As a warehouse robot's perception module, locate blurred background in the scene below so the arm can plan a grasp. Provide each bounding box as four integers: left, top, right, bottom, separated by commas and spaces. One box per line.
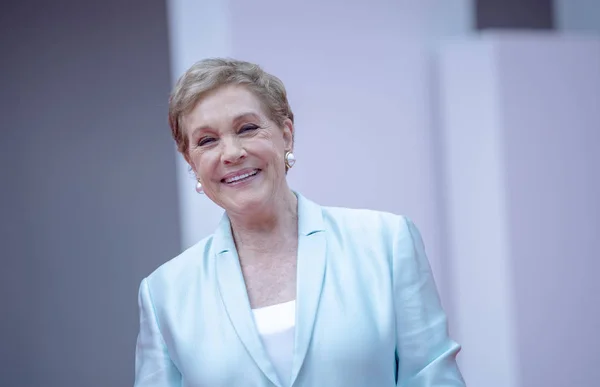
1, 0, 599, 386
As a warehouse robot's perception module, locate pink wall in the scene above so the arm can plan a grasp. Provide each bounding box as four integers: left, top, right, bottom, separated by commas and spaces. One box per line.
439, 33, 600, 386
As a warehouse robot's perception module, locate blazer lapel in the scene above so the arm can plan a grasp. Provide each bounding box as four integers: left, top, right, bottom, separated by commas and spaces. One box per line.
290, 194, 327, 386
214, 214, 282, 387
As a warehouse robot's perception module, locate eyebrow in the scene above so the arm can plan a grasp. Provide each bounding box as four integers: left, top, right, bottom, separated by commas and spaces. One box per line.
191, 112, 261, 137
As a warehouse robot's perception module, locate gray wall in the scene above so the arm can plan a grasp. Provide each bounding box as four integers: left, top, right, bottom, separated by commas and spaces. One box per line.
475, 0, 555, 29
554, 0, 600, 33
0, 1, 180, 386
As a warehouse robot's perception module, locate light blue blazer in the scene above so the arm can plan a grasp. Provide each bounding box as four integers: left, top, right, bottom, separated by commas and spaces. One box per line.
135, 193, 464, 386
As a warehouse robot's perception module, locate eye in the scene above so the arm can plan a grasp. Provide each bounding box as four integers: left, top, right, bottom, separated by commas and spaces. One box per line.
198, 137, 215, 146
239, 124, 259, 133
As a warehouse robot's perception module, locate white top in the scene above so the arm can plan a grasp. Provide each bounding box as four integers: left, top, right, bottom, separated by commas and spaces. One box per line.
252, 300, 296, 386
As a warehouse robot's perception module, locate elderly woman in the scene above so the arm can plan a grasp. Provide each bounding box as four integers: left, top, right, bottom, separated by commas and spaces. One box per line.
134, 58, 464, 387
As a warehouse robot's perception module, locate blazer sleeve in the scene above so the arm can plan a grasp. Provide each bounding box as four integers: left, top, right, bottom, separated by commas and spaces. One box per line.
393, 217, 465, 386
134, 278, 182, 386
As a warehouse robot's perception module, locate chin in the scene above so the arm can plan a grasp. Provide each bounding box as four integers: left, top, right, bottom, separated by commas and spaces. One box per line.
222, 188, 271, 215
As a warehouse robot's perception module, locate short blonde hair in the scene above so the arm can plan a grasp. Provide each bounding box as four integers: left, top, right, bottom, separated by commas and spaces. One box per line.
168, 58, 294, 157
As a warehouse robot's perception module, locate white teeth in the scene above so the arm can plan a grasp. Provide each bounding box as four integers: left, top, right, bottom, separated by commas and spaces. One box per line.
225, 170, 258, 183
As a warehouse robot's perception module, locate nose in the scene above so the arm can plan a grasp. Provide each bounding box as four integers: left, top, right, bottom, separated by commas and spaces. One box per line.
220, 136, 246, 165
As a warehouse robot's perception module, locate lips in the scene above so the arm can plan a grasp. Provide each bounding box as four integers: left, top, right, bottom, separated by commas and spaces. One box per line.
221, 169, 260, 184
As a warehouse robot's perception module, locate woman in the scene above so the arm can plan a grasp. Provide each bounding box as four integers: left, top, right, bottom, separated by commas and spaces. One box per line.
134, 58, 465, 386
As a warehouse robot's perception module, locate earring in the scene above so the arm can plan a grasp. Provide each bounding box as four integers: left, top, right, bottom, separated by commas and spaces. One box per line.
195, 179, 204, 194
285, 151, 296, 169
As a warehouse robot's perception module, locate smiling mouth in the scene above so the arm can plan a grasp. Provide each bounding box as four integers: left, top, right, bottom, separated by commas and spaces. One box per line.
222, 169, 261, 185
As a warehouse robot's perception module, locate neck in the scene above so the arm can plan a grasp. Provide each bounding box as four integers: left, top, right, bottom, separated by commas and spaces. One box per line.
228, 188, 298, 253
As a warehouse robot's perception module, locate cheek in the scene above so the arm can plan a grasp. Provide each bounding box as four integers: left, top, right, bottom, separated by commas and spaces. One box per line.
188, 151, 202, 172
252, 134, 284, 160
189, 151, 214, 179
258, 145, 284, 168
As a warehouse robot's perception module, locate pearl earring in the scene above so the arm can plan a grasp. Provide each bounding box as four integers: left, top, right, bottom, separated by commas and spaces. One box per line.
195, 180, 204, 194
285, 151, 296, 169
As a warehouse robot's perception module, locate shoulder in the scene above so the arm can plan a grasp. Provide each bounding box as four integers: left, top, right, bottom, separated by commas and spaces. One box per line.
143, 233, 214, 291
319, 204, 423, 253
320, 204, 410, 239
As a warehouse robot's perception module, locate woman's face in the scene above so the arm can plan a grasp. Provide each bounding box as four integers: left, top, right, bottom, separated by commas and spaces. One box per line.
184, 84, 293, 216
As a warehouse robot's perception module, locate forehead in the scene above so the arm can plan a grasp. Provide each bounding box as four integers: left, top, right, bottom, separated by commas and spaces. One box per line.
186, 84, 267, 130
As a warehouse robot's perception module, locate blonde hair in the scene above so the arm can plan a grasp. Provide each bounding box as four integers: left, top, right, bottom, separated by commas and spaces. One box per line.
168, 58, 294, 157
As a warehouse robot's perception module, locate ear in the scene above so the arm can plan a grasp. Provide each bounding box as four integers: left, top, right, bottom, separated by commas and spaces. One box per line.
281, 118, 294, 151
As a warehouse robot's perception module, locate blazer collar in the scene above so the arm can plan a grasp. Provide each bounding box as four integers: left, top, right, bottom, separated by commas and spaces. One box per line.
213, 192, 327, 387
213, 191, 325, 253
